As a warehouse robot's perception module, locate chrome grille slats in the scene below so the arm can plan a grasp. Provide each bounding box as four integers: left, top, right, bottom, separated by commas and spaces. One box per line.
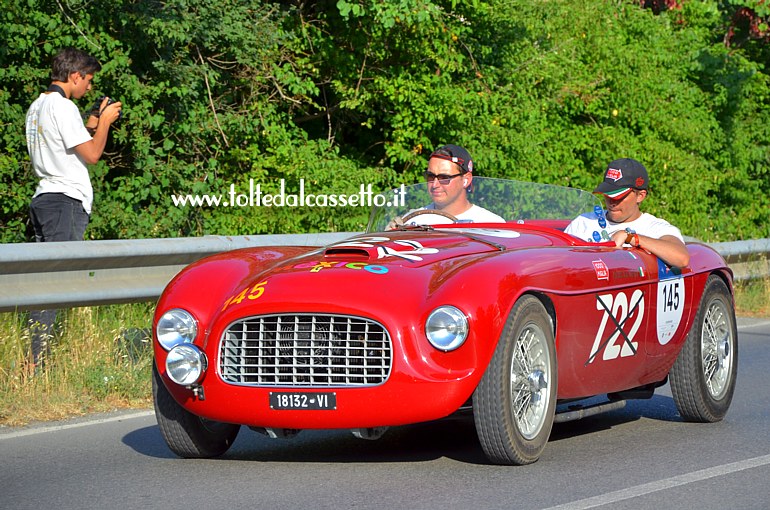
219, 314, 391, 387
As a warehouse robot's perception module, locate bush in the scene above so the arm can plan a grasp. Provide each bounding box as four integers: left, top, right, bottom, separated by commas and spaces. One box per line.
0, 0, 768, 243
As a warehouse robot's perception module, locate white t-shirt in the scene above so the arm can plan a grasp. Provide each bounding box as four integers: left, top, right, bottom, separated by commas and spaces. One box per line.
564, 211, 684, 243
26, 92, 94, 213
423, 203, 505, 223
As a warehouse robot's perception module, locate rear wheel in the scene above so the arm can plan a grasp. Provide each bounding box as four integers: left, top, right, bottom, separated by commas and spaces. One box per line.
670, 275, 738, 422
152, 364, 240, 458
473, 295, 557, 465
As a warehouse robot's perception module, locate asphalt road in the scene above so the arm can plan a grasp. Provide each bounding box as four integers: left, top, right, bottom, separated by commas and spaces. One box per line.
2, 317, 769, 510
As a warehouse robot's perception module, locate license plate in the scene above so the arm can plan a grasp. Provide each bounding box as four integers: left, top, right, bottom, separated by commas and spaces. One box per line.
269, 392, 337, 410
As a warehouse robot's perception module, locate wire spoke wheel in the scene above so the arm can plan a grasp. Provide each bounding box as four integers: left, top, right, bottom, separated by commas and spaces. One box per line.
510, 324, 551, 440
670, 275, 738, 422
474, 295, 557, 465
701, 298, 732, 399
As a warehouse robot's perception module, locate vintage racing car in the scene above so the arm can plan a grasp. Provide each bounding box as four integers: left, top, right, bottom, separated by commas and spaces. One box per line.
152, 177, 738, 465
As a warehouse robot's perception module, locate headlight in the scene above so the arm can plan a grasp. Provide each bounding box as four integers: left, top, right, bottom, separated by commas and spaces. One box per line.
156, 308, 197, 351
425, 306, 469, 351
166, 344, 207, 386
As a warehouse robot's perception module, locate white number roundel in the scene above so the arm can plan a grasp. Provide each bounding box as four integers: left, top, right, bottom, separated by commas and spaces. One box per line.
656, 276, 684, 345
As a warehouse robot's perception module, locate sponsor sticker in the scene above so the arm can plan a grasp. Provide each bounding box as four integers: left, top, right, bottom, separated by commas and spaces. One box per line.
592, 259, 610, 280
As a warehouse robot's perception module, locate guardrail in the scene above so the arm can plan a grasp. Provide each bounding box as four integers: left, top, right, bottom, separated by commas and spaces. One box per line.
708, 238, 770, 283
0, 234, 768, 313
0, 233, 355, 312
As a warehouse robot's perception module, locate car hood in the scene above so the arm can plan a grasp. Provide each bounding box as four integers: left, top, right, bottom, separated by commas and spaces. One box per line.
292, 230, 500, 269
282, 227, 556, 271
161, 226, 567, 329
216, 228, 560, 311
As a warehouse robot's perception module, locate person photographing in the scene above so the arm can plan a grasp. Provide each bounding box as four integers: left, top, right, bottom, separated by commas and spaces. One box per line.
25, 47, 123, 368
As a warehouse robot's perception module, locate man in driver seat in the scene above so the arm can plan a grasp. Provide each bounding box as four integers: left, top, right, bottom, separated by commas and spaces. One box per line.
401, 144, 505, 226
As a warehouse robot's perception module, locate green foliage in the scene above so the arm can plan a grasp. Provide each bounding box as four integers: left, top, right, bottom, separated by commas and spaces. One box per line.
0, 0, 768, 243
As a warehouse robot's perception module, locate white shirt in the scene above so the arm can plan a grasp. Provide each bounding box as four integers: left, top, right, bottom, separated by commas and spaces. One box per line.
424, 203, 505, 223
565, 211, 684, 243
26, 92, 94, 213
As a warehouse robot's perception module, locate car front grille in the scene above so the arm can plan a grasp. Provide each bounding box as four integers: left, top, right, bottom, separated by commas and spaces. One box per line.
219, 314, 392, 387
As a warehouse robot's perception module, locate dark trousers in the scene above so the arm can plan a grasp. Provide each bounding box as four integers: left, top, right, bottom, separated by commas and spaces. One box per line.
28, 193, 89, 365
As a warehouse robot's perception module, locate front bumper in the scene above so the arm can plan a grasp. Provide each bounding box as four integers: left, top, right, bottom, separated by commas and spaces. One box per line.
155, 310, 488, 428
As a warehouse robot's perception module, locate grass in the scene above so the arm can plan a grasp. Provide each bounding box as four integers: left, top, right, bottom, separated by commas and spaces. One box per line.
734, 276, 770, 318
0, 303, 154, 427
0, 276, 768, 428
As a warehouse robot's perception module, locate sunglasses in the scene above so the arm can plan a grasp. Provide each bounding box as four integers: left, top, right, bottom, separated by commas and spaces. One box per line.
423, 171, 464, 185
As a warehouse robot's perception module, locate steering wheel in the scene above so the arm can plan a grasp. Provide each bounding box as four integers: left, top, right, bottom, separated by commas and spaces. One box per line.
400, 209, 459, 224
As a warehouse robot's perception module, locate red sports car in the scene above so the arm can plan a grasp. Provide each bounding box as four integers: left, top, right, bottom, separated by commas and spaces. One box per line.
152, 178, 737, 465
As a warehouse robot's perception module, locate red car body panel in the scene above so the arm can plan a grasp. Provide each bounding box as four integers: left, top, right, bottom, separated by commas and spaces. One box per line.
154, 219, 731, 429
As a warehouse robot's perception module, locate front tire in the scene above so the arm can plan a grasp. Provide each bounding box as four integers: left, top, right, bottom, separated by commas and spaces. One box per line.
670, 275, 738, 422
473, 295, 557, 465
153, 364, 240, 458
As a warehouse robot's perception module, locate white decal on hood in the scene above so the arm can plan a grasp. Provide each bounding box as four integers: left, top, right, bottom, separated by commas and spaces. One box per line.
330, 237, 438, 261
376, 240, 439, 261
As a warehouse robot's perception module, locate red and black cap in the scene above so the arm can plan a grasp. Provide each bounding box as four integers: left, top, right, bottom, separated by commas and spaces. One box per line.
593, 158, 648, 199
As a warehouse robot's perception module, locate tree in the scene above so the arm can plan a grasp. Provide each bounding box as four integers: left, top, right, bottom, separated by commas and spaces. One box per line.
1, 0, 768, 243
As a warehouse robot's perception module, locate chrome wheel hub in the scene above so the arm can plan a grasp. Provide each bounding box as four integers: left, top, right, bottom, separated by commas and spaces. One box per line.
701, 299, 733, 399
510, 324, 551, 440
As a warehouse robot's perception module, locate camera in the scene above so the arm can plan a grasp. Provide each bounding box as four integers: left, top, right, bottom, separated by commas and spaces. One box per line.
88, 96, 121, 119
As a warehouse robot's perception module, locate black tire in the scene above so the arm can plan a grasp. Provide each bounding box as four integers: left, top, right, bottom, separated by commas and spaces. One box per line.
473, 295, 557, 465
152, 364, 240, 458
670, 275, 738, 422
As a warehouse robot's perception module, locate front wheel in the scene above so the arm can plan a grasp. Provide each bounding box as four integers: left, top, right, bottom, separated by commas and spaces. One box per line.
473, 295, 557, 465
152, 364, 240, 458
670, 275, 738, 422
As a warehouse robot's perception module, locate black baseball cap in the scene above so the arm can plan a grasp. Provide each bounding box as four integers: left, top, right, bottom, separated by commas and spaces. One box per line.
593, 158, 649, 199
429, 144, 474, 174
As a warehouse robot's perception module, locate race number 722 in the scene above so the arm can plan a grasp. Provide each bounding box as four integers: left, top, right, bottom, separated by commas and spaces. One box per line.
588, 290, 645, 363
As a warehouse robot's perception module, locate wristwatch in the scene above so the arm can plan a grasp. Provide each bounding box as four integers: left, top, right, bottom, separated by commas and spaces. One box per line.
624, 228, 640, 248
